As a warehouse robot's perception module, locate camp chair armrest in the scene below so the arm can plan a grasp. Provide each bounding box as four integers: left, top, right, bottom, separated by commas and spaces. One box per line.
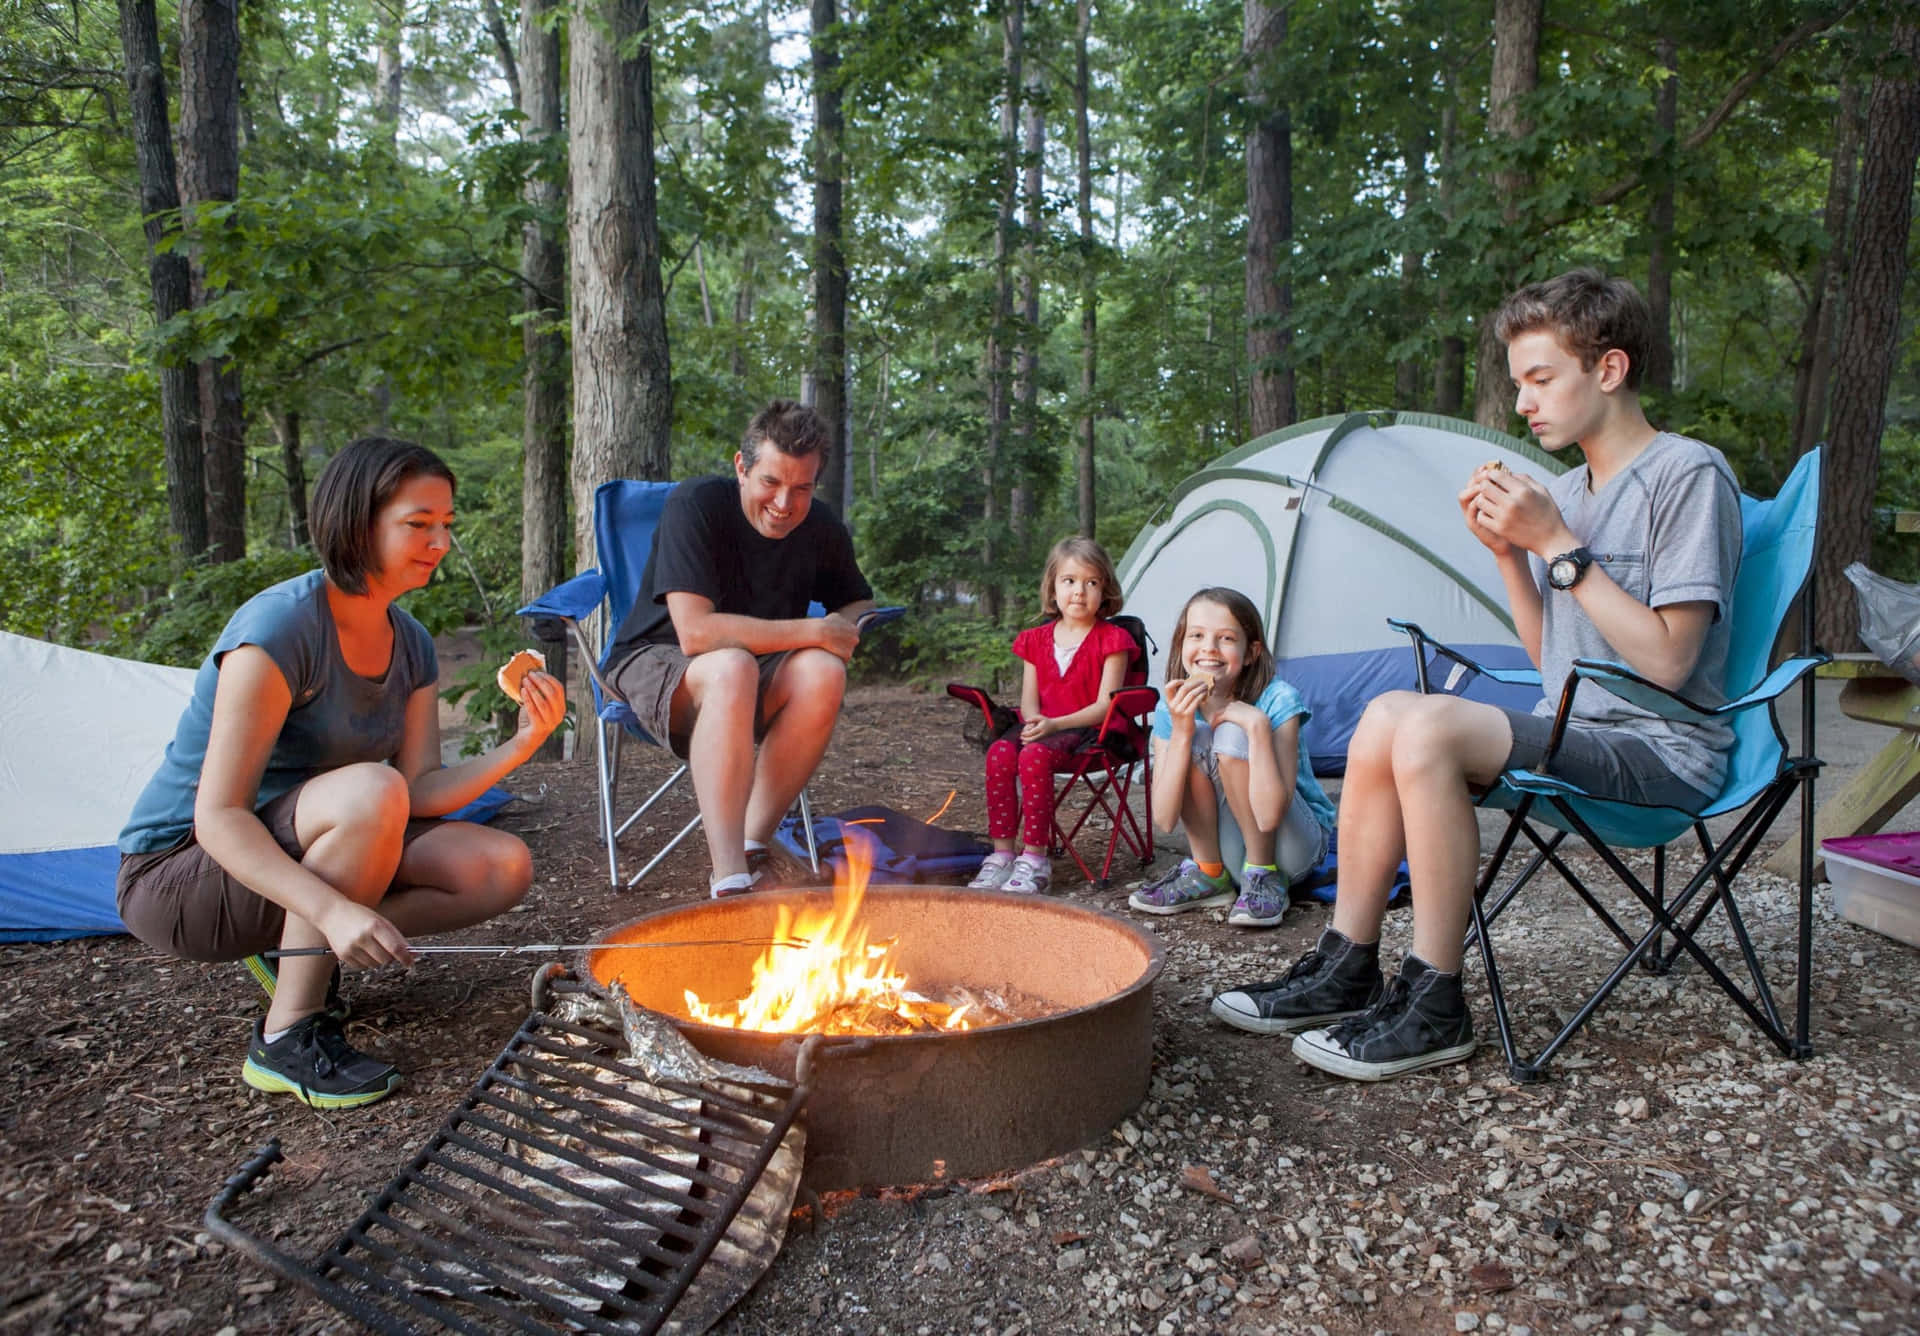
946, 683, 1002, 729
1095, 686, 1160, 742
1565, 652, 1830, 723
1391, 619, 1542, 691
856, 605, 907, 633
516, 570, 606, 623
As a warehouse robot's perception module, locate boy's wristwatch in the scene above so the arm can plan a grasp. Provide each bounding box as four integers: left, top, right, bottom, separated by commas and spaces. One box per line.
1547, 547, 1595, 591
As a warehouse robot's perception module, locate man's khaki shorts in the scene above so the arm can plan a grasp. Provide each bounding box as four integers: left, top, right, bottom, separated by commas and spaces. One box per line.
607, 643, 795, 758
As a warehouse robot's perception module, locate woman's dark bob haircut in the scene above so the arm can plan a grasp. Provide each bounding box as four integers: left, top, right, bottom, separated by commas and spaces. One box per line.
310, 437, 456, 596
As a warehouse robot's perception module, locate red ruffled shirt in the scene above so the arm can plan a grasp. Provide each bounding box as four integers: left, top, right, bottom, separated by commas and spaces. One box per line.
1011, 618, 1137, 719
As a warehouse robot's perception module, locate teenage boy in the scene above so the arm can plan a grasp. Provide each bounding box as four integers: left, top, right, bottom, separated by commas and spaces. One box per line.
1210, 268, 1742, 1081
604, 400, 876, 897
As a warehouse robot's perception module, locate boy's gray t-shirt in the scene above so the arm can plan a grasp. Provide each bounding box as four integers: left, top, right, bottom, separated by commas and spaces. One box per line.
1527, 431, 1742, 801
118, 569, 439, 853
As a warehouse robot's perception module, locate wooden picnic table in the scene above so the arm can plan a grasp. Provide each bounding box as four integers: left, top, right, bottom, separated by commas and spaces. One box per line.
1764, 653, 1920, 878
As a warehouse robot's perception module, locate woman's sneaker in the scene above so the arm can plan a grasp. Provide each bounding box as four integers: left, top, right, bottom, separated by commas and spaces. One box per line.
1002, 854, 1052, 894
1291, 955, 1476, 1081
1209, 928, 1383, 1034
1128, 860, 1235, 915
242, 953, 350, 1021
241, 1014, 400, 1109
968, 852, 1016, 890
1226, 867, 1288, 928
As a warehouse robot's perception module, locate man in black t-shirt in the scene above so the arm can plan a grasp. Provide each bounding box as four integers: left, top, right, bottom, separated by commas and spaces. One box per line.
606, 401, 876, 897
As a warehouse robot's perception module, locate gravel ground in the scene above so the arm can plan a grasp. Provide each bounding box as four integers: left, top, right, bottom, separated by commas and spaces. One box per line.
2, 684, 1916, 1334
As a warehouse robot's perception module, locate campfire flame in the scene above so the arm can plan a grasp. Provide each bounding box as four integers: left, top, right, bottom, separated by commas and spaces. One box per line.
684, 840, 982, 1035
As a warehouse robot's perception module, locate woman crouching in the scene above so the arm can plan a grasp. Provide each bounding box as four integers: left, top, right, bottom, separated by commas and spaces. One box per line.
116, 437, 565, 1108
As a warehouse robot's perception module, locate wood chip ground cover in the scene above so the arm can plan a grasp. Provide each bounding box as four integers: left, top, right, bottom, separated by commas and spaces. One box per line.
1, 684, 1914, 1334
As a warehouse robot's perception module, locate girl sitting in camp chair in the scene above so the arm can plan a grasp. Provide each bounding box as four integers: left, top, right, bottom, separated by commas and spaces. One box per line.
1127, 587, 1336, 928
966, 536, 1139, 894
116, 437, 565, 1109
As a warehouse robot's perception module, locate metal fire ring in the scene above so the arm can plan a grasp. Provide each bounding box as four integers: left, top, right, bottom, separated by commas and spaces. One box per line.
583, 885, 1166, 1191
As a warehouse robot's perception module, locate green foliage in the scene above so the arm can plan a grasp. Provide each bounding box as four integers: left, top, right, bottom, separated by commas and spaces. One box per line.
130, 549, 316, 667
1, 0, 1911, 677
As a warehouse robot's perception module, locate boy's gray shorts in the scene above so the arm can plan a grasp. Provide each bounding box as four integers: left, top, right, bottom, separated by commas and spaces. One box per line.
1501, 709, 1714, 812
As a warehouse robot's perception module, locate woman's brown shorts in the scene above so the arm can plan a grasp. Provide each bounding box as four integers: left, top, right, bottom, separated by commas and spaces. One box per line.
115, 782, 444, 962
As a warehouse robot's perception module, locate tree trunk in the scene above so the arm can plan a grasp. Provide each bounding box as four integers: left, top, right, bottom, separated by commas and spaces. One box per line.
480, 0, 520, 109
1243, 0, 1293, 436
1009, 58, 1044, 537
568, 0, 674, 571
1395, 126, 1429, 410
520, 0, 568, 761
1074, 0, 1096, 539
272, 409, 309, 549
117, 0, 206, 560
1815, 18, 1920, 651
375, 1, 404, 144
980, 0, 1022, 623
1432, 91, 1465, 415
178, 0, 246, 563
811, 0, 850, 522
520, 0, 568, 605
1644, 36, 1679, 394
1472, 0, 1541, 429
1792, 78, 1861, 455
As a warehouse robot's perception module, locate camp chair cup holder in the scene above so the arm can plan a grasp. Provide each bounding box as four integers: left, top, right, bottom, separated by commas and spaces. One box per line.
1393, 447, 1827, 1082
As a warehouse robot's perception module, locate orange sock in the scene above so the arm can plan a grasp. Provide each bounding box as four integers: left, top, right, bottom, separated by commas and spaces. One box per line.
1197, 861, 1227, 881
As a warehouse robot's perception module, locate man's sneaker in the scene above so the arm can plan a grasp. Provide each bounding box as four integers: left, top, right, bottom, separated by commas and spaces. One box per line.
1128, 860, 1235, 915
1002, 854, 1052, 894
1209, 928, 1383, 1035
1226, 867, 1288, 928
968, 853, 1016, 890
241, 1014, 400, 1109
242, 953, 350, 1021
1291, 955, 1476, 1081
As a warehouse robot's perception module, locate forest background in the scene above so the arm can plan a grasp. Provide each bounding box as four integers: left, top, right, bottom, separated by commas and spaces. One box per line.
2, 0, 1916, 744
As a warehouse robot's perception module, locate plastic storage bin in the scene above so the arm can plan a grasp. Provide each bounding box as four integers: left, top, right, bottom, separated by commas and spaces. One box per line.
1822, 832, 1920, 949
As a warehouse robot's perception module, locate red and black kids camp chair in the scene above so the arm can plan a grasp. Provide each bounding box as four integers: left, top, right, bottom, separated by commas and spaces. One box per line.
947, 616, 1160, 887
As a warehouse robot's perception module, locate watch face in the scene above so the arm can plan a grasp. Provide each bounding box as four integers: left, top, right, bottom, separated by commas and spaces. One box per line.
1549, 557, 1576, 589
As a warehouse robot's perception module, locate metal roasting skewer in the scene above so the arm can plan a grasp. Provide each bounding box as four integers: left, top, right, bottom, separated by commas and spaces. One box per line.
263, 936, 808, 959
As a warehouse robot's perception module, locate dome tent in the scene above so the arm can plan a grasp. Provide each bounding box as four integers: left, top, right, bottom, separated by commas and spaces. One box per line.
1115, 411, 1566, 776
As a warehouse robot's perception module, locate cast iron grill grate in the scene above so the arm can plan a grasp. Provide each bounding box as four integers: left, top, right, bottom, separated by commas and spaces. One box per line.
206, 1004, 811, 1335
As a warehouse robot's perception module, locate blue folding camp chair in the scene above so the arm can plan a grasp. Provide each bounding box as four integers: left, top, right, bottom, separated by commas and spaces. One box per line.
518, 479, 898, 888
1390, 447, 1826, 1082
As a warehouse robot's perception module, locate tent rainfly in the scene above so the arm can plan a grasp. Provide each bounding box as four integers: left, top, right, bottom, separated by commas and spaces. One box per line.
1116, 411, 1567, 776
0, 631, 193, 940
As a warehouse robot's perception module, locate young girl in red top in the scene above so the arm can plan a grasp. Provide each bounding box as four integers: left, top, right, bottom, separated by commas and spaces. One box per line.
969, 537, 1137, 894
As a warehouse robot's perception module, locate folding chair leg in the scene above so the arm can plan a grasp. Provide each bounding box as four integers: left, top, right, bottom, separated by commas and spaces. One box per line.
797, 790, 820, 875
596, 720, 620, 888
1468, 795, 1548, 1083
627, 813, 704, 888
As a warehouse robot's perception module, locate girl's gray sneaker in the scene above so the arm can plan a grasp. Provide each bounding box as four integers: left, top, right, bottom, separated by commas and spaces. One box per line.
1226, 867, 1288, 927
1002, 854, 1052, 894
1128, 860, 1235, 914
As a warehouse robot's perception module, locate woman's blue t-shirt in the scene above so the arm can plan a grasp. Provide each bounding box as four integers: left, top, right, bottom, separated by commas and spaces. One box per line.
1151, 676, 1337, 833
118, 570, 439, 854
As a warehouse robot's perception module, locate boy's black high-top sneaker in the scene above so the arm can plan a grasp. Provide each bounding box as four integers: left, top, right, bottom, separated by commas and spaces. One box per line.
1291, 954, 1476, 1081
1209, 927, 1384, 1035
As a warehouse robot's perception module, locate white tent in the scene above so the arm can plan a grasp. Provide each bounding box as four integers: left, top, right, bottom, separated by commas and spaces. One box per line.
0, 631, 195, 940
1116, 411, 1566, 774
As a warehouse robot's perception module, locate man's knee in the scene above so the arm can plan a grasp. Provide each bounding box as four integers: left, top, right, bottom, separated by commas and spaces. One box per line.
676, 648, 759, 732
784, 648, 847, 701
